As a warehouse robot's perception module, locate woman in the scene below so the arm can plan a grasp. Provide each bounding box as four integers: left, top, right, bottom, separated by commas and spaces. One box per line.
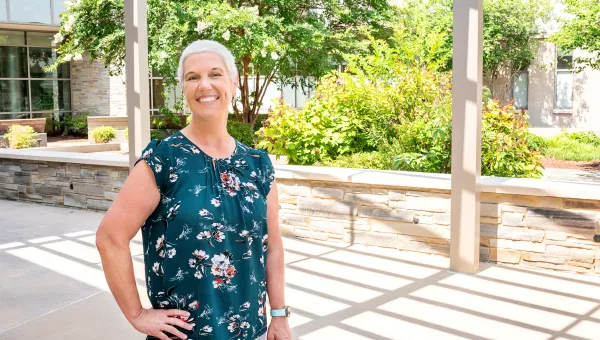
96, 40, 291, 340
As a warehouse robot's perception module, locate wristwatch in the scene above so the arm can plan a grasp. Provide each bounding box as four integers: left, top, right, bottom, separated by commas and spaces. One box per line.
270, 306, 291, 317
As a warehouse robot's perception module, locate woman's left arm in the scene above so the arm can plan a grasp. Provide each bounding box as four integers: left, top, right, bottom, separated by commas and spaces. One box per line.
265, 180, 292, 340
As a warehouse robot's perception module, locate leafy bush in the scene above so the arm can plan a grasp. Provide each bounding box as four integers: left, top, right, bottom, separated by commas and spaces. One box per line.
3, 125, 38, 149
544, 131, 600, 161
392, 100, 544, 178
318, 151, 394, 170
151, 130, 163, 140
54, 113, 89, 137
227, 120, 256, 146
91, 126, 116, 143
258, 36, 455, 165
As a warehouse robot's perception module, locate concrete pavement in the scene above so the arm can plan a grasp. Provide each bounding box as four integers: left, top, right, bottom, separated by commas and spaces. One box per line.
1, 200, 600, 339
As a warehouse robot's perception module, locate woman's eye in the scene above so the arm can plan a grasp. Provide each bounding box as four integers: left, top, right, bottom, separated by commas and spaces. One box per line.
188, 75, 198, 81
209, 73, 221, 77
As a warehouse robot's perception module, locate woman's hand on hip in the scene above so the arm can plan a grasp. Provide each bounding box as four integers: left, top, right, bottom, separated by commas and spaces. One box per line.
129, 308, 193, 340
267, 317, 292, 340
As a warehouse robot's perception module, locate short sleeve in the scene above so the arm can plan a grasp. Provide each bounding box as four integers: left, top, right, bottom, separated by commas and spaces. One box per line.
258, 149, 276, 197
135, 139, 170, 193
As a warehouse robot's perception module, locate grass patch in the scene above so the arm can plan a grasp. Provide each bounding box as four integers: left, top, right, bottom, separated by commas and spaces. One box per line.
543, 132, 600, 162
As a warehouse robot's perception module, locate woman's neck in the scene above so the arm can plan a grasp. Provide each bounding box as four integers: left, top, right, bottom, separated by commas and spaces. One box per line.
182, 117, 234, 155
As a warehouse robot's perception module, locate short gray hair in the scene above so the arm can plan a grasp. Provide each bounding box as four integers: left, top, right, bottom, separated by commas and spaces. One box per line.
177, 40, 238, 87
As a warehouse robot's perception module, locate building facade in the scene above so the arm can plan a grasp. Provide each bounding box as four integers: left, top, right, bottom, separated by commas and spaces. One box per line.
1, 1, 599, 131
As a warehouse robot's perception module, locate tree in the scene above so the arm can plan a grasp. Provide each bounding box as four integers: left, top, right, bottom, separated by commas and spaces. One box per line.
391, 0, 551, 98
51, 0, 393, 125
551, 0, 600, 71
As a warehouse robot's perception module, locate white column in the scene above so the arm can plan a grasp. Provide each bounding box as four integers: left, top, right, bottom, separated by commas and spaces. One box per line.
125, 0, 150, 169
450, 0, 483, 274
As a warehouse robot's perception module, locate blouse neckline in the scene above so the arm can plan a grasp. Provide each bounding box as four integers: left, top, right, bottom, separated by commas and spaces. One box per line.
176, 130, 239, 161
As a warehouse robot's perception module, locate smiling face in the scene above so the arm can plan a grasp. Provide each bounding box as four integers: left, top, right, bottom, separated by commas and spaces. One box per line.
182, 52, 237, 121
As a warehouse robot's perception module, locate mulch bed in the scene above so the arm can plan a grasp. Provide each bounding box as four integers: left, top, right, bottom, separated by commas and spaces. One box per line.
47, 136, 88, 144
542, 158, 600, 171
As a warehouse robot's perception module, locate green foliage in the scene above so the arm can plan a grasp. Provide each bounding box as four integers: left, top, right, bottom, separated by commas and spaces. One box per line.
544, 132, 600, 161
51, 0, 394, 124
151, 130, 163, 140
124, 128, 128, 140
54, 113, 89, 137
318, 151, 393, 170
91, 126, 117, 143
3, 125, 38, 149
480, 101, 544, 177
393, 0, 550, 95
258, 34, 453, 165
551, 0, 600, 71
227, 120, 256, 146
391, 100, 544, 178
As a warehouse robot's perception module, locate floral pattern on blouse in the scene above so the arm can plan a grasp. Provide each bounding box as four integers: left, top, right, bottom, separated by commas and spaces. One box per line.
137, 130, 275, 340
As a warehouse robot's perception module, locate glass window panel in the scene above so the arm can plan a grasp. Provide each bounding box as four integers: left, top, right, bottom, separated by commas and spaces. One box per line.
29, 47, 70, 78
0, 80, 29, 112
0, 113, 30, 119
0, 46, 27, 78
53, 0, 67, 24
152, 79, 165, 110
555, 71, 573, 110
27, 32, 55, 47
32, 111, 53, 118
31, 79, 71, 111
557, 51, 573, 70
512, 72, 528, 109
0, 1, 6, 21
0, 30, 25, 45
9, 0, 52, 24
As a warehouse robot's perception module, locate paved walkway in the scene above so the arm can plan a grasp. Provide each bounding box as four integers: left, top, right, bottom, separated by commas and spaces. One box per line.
1, 200, 600, 339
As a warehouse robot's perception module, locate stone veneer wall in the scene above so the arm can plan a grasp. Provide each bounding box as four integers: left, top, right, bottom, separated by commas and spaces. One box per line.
276, 178, 600, 275
1, 156, 599, 275
0, 158, 126, 211
71, 55, 127, 117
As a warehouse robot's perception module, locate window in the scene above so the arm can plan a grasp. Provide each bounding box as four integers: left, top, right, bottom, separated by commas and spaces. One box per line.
149, 70, 179, 115
8, 0, 52, 25
555, 51, 573, 111
0, 30, 71, 120
0, 1, 6, 21
512, 71, 528, 109
1, 0, 67, 25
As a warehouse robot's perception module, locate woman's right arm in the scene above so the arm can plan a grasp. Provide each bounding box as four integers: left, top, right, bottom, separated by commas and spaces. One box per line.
96, 161, 192, 340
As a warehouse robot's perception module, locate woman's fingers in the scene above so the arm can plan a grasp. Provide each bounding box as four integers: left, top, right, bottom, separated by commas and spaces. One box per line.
153, 331, 171, 340
165, 309, 190, 318
166, 317, 194, 330
161, 324, 188, 340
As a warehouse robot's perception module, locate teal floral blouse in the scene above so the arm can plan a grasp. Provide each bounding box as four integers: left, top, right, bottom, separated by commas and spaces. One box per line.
136, 131, 275, 340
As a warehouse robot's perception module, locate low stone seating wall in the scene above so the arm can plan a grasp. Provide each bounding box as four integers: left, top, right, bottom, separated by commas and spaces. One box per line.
0, 150, 598, 275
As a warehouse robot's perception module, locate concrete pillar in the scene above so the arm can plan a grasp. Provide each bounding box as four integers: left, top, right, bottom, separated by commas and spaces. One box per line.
450, 0, 483, 274
125, 0, 150, 169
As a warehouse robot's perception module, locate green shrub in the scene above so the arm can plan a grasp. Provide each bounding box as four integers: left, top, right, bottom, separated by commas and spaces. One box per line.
151, 130, 163, 140
54, 113, 89, 137
124, 128, 128, 140
318, 151, 394, 170
544, 131, 600, 161
391, 100, 544, 178
91, 126, 117, 143
258, 34, 544, 177
3, 125, 38, 149
257, 38, 455, 165
228, 120, 256, 146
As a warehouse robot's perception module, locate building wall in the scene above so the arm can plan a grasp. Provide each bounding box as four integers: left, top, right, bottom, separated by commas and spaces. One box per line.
71, 54, 126, 117
500, 41, 600, 130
